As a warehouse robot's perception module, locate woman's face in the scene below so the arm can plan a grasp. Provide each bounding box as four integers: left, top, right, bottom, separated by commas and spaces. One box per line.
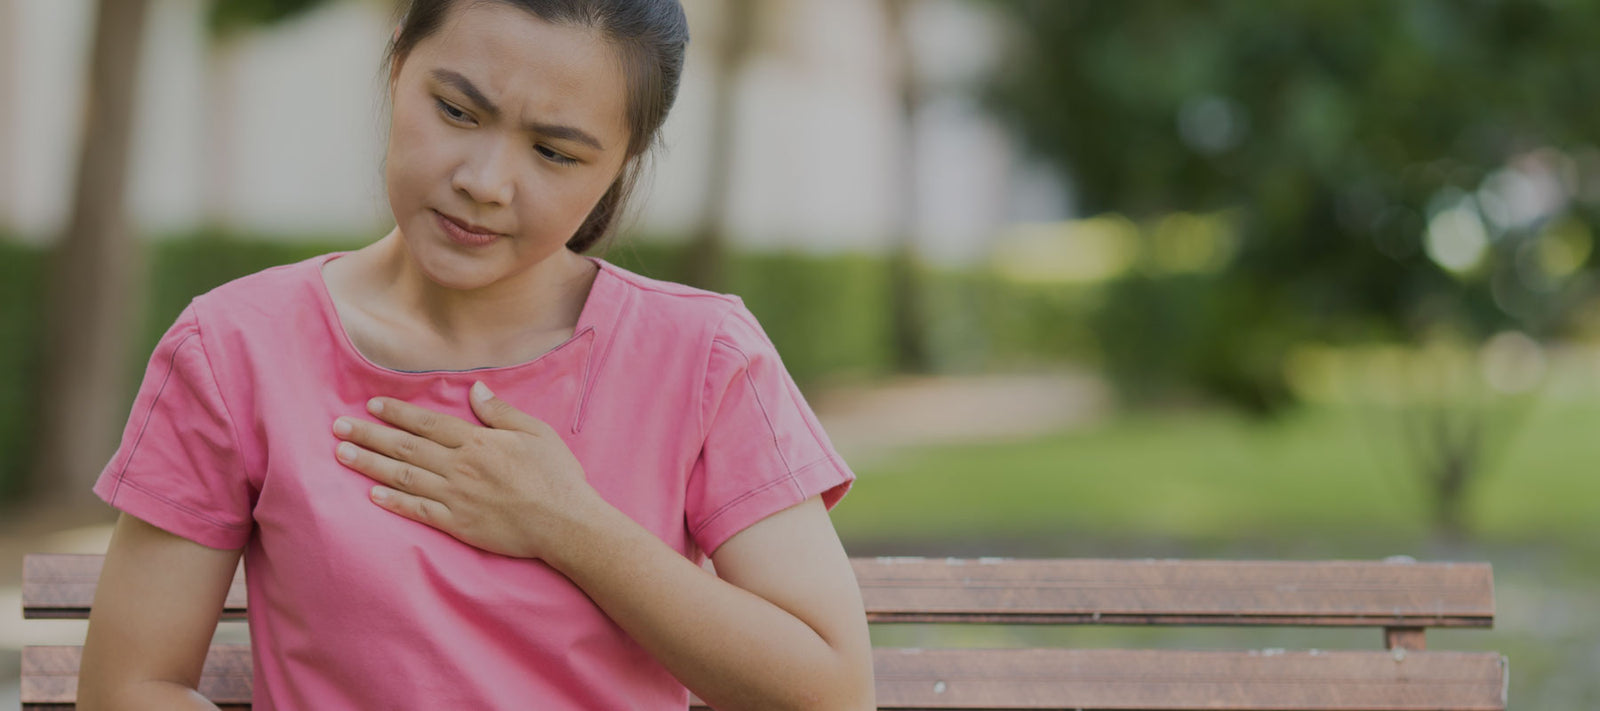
385, 2, 631, 290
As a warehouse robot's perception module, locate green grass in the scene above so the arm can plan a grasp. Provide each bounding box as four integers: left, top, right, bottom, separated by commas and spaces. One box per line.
832, 396, 1600, 553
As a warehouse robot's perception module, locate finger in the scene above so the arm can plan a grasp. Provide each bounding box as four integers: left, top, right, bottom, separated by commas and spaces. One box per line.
368, 396, 475, 448
469, 381, 552, 435
369, 484, 453, 528
335, 439, 449, 500
336, 414, 453, 471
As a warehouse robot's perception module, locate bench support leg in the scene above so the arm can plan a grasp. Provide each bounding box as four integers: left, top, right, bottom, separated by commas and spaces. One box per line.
1385, 626, 1427, 650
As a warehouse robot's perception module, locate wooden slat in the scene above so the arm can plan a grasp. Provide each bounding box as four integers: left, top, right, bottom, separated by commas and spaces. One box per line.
869, 648, 1509, 710
24, 553, 248, 621
25, 554, 1496, 628
22, 646, 1507, 710
854, 557, 1496, 627
23, 645, 252, 710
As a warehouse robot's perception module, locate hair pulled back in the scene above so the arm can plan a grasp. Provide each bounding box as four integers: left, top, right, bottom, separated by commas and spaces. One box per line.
385, 0, 689, 253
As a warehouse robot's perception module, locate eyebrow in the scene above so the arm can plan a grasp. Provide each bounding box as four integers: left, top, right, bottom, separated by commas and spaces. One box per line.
429, 68, 607, 152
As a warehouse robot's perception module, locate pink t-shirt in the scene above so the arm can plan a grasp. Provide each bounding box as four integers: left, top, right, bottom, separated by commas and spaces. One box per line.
92, 250, 855, 710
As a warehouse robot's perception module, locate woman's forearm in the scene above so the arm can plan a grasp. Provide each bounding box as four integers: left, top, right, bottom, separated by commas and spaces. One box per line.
80, 679, 222, 711
541, 495, 872, 711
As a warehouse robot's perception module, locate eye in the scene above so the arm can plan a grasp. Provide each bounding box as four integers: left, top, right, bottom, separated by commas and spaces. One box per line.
435, 98, 472, 124
535, 145, 578, 166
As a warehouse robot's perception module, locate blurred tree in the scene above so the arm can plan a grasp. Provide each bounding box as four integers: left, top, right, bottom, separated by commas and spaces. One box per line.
884, 0, 933, 373
685, 0, 760, 292
35, 0, 153, 508
33, 0, 332, 506
979, 0, 1600, 535
981, 0, 1600, 410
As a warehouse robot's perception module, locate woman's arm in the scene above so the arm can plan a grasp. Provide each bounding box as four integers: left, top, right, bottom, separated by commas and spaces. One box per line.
545, 493, 875, 711
79, 513, 242, 711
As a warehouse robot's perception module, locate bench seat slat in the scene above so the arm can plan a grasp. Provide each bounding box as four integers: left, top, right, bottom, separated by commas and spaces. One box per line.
24, 554, 1496, 628
21, 645, 1508, 710
870, 648, 1507, 710
23, 554, 247, 621
855, 558, 1495, 626
23, 645, 252, 709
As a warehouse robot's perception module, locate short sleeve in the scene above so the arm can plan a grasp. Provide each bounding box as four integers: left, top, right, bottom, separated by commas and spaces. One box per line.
685, 301, 855, 556
92, 303, 255, 550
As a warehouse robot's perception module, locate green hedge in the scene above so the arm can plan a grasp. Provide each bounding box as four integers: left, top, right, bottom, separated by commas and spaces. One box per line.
0, 234, 1096, 502
0, 240, 47, 502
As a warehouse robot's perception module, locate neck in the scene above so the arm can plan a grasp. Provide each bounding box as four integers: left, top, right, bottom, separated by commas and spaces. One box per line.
369, 230, 597, 345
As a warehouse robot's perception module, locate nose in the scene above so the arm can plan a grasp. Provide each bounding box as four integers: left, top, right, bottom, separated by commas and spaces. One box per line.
451, 136, 517, 207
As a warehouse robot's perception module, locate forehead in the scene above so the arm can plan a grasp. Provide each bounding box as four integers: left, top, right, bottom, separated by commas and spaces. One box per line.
408, 2, 630, 144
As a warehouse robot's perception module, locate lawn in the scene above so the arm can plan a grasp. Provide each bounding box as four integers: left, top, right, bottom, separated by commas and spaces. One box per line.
832, 397, 1600, 557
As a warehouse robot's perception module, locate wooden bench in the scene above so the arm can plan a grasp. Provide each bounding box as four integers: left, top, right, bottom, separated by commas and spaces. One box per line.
21, 554, 1506, 710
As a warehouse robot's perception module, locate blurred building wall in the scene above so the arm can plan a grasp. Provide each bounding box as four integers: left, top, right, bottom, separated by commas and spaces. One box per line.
0, 0, 1069, 265
0, 1, 15, 224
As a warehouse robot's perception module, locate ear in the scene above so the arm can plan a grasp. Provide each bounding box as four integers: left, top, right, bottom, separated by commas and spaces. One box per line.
388, 52, 405, 99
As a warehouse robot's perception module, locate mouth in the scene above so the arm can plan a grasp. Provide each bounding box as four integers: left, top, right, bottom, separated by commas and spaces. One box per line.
433, 210, 503, 247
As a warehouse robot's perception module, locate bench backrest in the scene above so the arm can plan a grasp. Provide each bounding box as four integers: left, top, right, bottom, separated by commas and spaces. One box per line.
21, 554, 1507, 710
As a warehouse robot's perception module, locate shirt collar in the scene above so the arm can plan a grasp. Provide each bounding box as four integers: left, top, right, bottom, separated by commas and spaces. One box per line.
311, 251, 630, 436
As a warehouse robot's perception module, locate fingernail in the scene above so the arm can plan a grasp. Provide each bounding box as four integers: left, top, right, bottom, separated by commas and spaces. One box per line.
337, 442, 357, 462
371, 486, 389, 501
367, 398, 384, 414
332, 418, 352, 436
472, 381, 493, 402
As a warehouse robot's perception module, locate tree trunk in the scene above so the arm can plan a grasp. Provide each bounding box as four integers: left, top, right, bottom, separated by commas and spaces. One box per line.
202, 36, 246, 233
1427, 407, 1481, 543
684, 0, 757, 293
34, 0, 153, 506
884, 0, 930, 373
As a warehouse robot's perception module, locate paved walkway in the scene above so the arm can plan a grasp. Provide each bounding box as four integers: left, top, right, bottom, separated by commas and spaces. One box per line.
0, 371, 1108, 700
810, 370, 1108, 469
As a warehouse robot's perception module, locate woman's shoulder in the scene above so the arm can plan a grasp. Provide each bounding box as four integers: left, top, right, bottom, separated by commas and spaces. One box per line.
184, 251, 336, 342
598, 258, 749, 332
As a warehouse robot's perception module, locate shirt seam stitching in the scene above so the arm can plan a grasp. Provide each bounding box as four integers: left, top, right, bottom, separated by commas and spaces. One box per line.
690, 456, 834, 538
722, 305, 845, 490
574, 286, 634, 433
699, 304, 744, 443
114, 476, 252, 532
109, 329, 195, 504
608, 268, 743, 302
714, 336, 792, 473
190, 301, 255, 493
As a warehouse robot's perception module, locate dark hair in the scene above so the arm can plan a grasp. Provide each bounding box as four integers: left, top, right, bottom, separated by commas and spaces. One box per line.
384, 0, 689, 253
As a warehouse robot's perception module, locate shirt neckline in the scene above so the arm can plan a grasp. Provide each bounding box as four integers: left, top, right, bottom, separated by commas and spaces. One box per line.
311, 250, 614, 377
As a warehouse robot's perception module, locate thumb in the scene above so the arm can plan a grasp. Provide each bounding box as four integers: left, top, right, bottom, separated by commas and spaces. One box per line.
468, 381, 543, 433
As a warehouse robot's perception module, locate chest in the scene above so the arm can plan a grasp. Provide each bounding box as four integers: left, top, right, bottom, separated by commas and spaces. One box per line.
245, 357, 702, 558
239, 379, 700, 646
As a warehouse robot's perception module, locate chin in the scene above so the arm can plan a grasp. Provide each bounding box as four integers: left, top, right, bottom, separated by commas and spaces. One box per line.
400, 227, 506, 290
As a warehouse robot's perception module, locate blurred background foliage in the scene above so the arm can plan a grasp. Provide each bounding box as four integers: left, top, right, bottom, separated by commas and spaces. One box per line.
206, 0, 331, 36
983, 0, 1600, 413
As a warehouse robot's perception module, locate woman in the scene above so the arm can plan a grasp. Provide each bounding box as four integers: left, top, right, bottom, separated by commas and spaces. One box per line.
77, 1, 875, 709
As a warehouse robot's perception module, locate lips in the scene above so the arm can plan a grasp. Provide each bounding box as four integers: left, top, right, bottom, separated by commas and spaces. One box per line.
434, 210, 504, 247
436, 210, 503, 236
